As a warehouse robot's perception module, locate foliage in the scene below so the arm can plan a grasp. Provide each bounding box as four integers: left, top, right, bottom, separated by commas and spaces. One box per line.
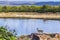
0, 5, 60, 13
0, 26, 16, 40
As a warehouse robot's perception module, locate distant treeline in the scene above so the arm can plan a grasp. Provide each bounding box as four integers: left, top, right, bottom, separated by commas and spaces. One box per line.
0, 5, 60, 13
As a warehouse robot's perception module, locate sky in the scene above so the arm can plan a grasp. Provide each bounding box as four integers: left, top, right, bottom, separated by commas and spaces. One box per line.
0, 18, 60, 36
0, 0, 60, 2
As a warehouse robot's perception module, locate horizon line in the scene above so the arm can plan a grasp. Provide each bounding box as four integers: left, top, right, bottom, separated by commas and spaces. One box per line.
0, 1, 60, 2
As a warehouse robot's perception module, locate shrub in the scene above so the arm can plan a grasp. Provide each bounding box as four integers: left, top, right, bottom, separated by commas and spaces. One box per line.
0, 5, 60, 13
0, 26, 16, 40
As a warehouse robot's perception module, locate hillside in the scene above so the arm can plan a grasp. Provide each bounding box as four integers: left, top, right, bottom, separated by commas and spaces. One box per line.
0, 1, 60, 6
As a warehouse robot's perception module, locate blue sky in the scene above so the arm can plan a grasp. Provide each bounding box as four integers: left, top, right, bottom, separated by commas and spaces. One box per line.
0, 0, 60, 2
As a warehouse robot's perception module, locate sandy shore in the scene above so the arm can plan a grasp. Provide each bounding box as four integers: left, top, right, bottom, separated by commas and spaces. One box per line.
0, 12, 60, 20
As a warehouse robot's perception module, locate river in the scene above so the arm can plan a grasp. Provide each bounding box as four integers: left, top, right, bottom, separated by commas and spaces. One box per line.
0, 18, 60, 36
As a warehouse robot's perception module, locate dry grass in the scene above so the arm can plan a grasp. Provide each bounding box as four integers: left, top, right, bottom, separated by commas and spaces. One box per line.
0, 12, 60, 20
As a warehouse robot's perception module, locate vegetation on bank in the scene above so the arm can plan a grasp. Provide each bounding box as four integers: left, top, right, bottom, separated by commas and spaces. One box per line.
0, 5, 60, 13
0, 26, 16, 40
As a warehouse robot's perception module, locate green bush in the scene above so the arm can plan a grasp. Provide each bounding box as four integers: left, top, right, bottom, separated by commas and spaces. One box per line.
0, 26, 16, 40
0, 5, 60, 13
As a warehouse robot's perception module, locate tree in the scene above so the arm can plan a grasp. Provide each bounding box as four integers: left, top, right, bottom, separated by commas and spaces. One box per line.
57, 6, 60, 12
0, 26, 16, 40
41, 5, 47, 13
0, 5, 60, 13
0, 6, 3, 12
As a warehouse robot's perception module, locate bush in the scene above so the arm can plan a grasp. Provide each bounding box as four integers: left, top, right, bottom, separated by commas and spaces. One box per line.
0, 26, 16, 40
0, 5, 60, 13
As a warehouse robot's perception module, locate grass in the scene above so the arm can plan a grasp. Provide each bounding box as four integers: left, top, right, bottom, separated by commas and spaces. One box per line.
0, 12, 60, 20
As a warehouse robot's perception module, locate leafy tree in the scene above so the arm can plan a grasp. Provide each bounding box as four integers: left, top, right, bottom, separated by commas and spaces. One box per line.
57, 6, 60, 12
0, 5, 60, 13
0, 26, 16, 40
0, 6, 3, 12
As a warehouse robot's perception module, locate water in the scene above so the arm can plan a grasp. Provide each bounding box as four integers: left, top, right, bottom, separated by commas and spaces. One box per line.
0, 18, 60, 36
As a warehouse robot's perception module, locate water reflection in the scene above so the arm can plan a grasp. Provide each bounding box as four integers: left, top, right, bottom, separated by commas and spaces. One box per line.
0, 18, 60, 36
